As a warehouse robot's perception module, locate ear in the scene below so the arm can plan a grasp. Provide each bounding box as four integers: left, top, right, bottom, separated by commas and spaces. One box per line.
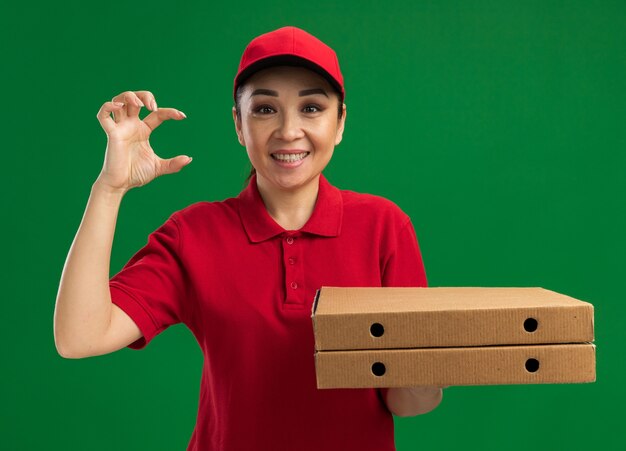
334, 103, 347, 146
232, 106, 246, 147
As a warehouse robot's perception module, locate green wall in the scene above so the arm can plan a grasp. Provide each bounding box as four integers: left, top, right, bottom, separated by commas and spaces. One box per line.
3, 0, 624, 449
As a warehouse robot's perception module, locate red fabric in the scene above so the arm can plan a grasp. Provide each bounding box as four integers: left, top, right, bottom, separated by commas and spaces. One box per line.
234, 26, 345, 100
109, 173, 428, 451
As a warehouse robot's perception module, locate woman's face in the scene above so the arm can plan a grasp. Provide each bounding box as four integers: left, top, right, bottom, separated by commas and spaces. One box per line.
232, 65, 346, 192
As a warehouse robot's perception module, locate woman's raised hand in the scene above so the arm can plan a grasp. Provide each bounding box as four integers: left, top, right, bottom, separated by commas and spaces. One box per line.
95, 90, 191, 193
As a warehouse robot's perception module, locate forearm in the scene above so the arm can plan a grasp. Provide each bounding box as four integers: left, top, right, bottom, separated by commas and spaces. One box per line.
383, 386, 444, 417
54, 180, 126, 358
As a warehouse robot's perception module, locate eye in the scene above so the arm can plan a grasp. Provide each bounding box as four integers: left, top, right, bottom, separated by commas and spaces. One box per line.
253, 105, 275, 114
303, 104, 322, 113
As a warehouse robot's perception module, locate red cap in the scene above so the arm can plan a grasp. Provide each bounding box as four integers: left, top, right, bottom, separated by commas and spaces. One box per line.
233, 26, 345, 102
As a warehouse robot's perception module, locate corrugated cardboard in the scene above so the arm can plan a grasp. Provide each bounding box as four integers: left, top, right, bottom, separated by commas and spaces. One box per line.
311, 287, 596, 388
312, 287, 594, 350
314, 344, 596, 388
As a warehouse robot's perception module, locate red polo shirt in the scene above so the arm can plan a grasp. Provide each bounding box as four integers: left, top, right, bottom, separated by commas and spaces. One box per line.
109, 173, 428, 451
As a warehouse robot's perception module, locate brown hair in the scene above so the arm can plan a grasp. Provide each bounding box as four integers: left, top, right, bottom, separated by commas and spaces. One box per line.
234, 81, 344, 186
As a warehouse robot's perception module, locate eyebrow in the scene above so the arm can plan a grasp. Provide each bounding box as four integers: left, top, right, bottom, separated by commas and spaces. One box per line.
250, 88, 329, 98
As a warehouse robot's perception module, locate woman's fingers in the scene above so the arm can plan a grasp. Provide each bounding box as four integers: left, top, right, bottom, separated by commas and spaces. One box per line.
110, 91, 144, 121
111, 92, 128, 122
143, 107, 187, 131
159, 154, 193, 176
100, 90, 185, 134
134, 90, 158, 112
108, 90, 158, 124
123, 91, 143, 118
97, 101, 126, 134
123, 90, 157, 117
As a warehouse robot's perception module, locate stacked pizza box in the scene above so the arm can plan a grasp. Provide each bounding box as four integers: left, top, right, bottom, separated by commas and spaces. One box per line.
311, 287, 596, 388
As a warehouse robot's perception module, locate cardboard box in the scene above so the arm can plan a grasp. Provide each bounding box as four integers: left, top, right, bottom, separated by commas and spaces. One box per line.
311, 287, 596, 388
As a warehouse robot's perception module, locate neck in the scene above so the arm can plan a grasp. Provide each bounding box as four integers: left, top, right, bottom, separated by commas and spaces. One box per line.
256, 174, 321, 231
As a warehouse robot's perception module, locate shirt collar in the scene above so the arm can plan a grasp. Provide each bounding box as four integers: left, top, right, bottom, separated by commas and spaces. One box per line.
237, 173, 343, 243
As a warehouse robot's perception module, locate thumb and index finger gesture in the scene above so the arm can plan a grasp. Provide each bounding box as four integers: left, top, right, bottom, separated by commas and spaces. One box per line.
97, 90, 187, 136
95, 90, 191, 192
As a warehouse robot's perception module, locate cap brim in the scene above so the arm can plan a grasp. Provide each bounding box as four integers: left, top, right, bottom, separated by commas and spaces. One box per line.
234, 55, 343, 101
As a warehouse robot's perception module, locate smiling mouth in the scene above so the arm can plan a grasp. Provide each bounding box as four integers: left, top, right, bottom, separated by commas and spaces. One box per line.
271, 152, 310, 162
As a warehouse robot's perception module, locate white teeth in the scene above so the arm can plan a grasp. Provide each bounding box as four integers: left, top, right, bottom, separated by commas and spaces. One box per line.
271, 152, 309, 162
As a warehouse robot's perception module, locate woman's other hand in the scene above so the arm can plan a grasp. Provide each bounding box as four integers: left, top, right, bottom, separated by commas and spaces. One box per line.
383, 385, 446, 417
95, 90, 191, 193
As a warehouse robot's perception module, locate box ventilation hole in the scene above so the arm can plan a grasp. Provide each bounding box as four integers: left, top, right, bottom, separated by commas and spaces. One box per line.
524, 318, 538, 332
525, 358, 540, 373
370, 323, 385, 337
371, 362, 386, 376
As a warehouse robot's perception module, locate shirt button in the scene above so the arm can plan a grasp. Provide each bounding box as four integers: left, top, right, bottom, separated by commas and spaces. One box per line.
290, 281, 298, 289
286, 237, 294, 245
288, 257, 296, 265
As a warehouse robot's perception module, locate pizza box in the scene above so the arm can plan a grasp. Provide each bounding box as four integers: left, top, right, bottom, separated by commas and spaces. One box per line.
311, 287, 596, 388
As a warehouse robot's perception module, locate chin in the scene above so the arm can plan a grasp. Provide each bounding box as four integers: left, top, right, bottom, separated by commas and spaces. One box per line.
264, 170, 321, 192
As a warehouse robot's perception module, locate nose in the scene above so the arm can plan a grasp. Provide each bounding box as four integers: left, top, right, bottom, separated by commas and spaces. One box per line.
274, 109, 305, 141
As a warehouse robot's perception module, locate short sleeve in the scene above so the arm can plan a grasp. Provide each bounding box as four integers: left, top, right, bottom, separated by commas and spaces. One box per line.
381, 218, 428, 288
109, 213, 189, 350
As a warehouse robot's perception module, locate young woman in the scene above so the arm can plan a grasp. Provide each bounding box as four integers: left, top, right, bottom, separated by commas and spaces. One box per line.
54, 26, 444, 451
